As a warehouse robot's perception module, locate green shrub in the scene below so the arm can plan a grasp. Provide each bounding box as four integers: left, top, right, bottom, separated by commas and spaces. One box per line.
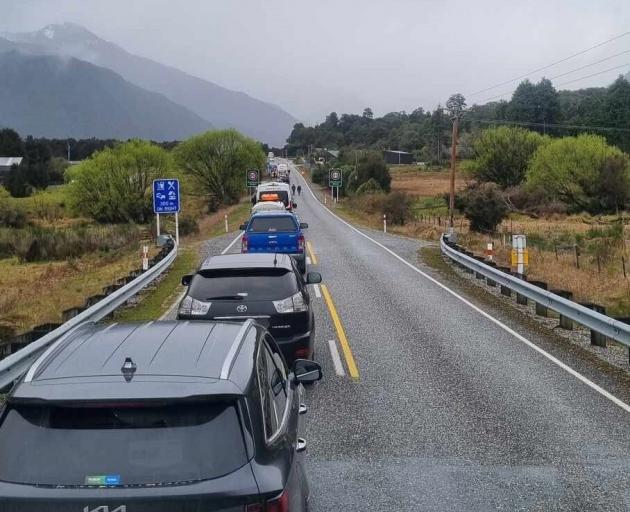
355, 178, 382, 195
0, 224, 143, 262
0, 203, 27, 228
457, 182, 508, 232
381, 192, 414, 225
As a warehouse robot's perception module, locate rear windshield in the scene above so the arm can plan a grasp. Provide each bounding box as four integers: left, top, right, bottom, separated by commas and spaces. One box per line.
0, 401, 247, 487
191, 269, 298, 301
248, 216, 297, 233
258, 190, 289, 206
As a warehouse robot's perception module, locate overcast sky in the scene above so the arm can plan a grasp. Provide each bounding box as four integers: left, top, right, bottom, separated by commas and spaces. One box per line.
2, 0, 630, 124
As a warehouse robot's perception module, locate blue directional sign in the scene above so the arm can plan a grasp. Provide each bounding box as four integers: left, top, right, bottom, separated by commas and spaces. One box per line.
153, 179, 180, 213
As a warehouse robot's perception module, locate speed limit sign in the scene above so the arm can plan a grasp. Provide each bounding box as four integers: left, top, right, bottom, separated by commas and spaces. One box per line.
246, 169, 259, 187
329, 169, 342, 187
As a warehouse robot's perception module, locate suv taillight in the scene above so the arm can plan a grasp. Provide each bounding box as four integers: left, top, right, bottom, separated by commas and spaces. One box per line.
297, 234, 305, 253
241, 234, 248, 253
245, 490, 289, 512
266, 490, 289, 512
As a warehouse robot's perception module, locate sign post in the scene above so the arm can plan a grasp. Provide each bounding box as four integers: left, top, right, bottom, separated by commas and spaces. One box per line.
511, 235, 528, 276
329, 169, 342, 203
247, 169, 259, 198
153, 179, 181, 246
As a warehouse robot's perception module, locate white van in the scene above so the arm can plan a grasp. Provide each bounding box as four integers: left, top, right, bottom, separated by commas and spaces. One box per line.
255, 181, 294, 210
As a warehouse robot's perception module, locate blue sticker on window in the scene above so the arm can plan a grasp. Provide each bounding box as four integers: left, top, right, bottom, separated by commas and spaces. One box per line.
85, 474, 121, 486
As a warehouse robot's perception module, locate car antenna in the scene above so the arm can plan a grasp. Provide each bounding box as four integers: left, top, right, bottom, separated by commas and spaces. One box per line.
274, 248, 278, 267
121, 357, 137, 383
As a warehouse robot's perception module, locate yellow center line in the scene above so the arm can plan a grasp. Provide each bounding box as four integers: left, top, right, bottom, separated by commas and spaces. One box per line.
320, 284, 359, 380
306, 241, 318, 265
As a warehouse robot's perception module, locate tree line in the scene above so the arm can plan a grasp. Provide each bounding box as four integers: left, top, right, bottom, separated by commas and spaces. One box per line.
1, 128, 265, 225
287, 75, 630, 158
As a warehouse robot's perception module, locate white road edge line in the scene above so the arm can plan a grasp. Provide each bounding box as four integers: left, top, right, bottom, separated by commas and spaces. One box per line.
306, 256, 312, 265
294, 163, 630, 414
159, 232, 243, 321
328, 339, 346, 376
312, 283, 322, 298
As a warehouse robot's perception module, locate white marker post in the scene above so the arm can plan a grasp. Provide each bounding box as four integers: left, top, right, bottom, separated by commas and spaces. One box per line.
383, 214, 387, 233
175, 212, 180, 247
224, 213, 229, 233
142, 245, 149, 271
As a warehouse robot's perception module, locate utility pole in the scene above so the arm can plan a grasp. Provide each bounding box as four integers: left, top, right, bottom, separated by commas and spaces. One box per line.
448, 116, 459, 230
66, 140, 71, 161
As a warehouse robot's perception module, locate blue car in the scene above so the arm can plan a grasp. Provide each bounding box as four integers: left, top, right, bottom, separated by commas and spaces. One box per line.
241, 211, 309, 273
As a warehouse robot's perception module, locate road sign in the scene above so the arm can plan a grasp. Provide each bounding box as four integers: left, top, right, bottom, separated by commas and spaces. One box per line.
329, 168, 342, 187
153, 179, 180, 213
247, 169, 259, 187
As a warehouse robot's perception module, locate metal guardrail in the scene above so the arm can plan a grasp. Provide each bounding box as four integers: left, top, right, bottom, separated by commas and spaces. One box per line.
440, 235, 630, 348
0, 242, 178, 389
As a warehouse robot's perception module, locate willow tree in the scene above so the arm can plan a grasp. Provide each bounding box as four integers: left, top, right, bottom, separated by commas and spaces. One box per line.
174, 129, 265, 211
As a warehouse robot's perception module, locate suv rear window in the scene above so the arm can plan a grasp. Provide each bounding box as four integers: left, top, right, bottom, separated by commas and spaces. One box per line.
191, 268, 298, 301
0, 401, 247, 486
258, 190, 289, 206
248, 216, 297, 233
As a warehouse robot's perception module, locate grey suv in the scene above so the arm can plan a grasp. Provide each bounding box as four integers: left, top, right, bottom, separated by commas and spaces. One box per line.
0, 320, 322, 511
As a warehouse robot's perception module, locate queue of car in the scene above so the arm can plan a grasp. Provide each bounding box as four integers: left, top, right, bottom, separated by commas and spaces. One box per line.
0, 161, 322, 511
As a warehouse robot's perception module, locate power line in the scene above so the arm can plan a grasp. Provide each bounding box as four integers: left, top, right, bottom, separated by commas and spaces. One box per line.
550, 48, 630, 80
556, 61, 630, 86
479, 60, 630, 103
468, 30, 630, 97
467, 118, 630, 134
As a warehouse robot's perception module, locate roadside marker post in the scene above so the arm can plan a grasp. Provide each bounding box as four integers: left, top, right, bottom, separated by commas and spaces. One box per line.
142, 245, 149, 271
153, 179, 180, 246
383, 214, 387, 233
225, 214, 229, 233
511, 235, 527, 276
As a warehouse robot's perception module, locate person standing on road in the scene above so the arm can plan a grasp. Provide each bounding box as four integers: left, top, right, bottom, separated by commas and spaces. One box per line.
292, 184, 296, 195
297, 185, 302, 196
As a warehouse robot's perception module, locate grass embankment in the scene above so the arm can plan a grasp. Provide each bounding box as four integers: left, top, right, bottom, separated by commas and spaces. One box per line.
314, 165, 630, 316
114, 200, 252, 321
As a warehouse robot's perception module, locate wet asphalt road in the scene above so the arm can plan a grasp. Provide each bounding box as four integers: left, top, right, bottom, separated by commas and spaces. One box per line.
286, 164, 630, 512
185, 164, 630, 511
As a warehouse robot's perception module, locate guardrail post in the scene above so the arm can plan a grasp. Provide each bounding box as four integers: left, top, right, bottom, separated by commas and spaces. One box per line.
485, 261, 497, 287
552, 290, 574, 329
495, 266, 512, 296
581, 303, 608, 347
527, 280, 549, 317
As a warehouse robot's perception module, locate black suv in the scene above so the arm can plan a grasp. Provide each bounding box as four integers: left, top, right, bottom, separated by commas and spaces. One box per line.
0, 320, 322, 511
178, 253, 321, 364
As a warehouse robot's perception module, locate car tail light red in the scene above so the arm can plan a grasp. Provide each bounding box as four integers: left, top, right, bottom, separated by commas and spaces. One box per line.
298, 235, 305, 253
266, 490, 289, 512
241, 234, 248, 253
294, 347, 310, 359
245, 490, 289, 512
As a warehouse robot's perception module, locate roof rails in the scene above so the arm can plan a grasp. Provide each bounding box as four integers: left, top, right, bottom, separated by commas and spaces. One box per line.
23, 321, 102, 383
220, 319, 256, 379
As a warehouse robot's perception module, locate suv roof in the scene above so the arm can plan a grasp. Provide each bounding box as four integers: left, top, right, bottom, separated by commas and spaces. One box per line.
11, 320, 259, 403
200, 252, 294, 271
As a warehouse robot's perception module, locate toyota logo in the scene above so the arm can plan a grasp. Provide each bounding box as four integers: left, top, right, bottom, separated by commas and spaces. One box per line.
236, 305, 248, 313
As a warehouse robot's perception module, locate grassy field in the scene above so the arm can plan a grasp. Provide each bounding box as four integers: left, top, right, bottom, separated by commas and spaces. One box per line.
0, 185, 252, 339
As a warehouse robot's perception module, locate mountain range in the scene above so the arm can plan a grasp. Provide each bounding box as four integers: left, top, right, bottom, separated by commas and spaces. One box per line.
0, 23, 297, 144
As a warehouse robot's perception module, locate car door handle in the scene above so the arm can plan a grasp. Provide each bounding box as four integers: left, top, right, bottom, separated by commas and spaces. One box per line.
299, 403, 308, 415
296, 438, 307, 453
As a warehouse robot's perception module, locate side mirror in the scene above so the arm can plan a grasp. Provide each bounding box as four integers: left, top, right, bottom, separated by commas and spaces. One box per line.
292, 359, 322, 384
292, 202, 298, 209
306, 272, 322, 284
299, 222, 308, 229
181, 274, 193, 286
239, 223, 247, 231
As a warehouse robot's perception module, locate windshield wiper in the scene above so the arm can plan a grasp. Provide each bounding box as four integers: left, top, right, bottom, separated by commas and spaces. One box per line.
205, 295, 245, 300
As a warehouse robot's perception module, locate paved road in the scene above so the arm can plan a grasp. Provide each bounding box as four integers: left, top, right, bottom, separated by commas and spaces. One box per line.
283, 163, 630, 511
186, 164, 630, 510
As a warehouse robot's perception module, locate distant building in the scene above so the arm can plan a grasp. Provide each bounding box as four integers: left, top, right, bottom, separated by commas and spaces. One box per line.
0, 157, 23, 180
383, 150, 413, 165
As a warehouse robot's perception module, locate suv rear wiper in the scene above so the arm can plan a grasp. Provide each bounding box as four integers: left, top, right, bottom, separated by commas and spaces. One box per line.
205, 295, 245, 300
